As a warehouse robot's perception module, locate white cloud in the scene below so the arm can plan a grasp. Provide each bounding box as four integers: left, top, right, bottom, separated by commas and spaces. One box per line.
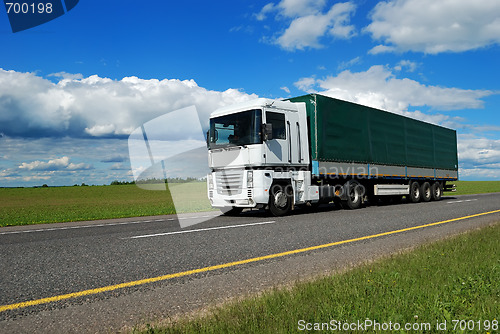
48, 72, 84, 80
255, 3, 276, 21
277, 0, 326, 18
22, 175, 52, 182
458, 136, 500, 165
0, 68, 257, 139
280, 86, 291, 94
257, 1, 357, 50
0, 69, 259, 186
110, 163, 127, 170
367, 44, 396, 55
458, 136, 500, 180
0, 136, 132, 186
19, 156, 93, 171
85, 124, 116, 137
19, 156, 69, 171
296, 65, 493, 117
394, 60, 418, 73
459, 168, 500, 180
366, 0, 500, 54
337, 56, 361, 71
67, 161, 93, 170
294, 77, 317, 93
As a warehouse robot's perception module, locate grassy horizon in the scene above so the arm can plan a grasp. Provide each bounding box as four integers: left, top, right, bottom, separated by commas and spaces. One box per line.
0, 182, 213, 227
445, 180, 500, 196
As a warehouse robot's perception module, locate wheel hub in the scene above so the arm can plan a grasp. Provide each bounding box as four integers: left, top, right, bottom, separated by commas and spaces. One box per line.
274, 191, 287, 208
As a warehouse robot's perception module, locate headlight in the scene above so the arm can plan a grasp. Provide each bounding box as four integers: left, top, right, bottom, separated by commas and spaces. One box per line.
208, 174, 214, 189
247, 170, 253, 188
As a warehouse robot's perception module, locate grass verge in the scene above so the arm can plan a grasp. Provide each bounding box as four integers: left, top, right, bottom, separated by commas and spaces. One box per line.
137, 224, 500, 333
0, 183, 213, 227
447, 180, 500, 196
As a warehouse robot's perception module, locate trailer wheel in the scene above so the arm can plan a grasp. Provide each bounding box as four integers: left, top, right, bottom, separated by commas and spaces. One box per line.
220, 207, 243, 216
420, 182, 432, 202
341, 180, 363, 210
269, 183, 292, 216
431, 182, 442, 201
409, 181, 421, 203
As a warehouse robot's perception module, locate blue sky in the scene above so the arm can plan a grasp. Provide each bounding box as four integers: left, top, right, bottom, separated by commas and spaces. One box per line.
1, 0, 499, 186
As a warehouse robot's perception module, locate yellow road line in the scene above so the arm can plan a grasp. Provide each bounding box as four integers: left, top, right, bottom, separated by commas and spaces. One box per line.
1, 209, 500, 313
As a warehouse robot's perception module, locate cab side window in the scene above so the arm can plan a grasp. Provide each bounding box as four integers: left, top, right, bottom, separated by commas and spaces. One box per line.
266, 111, 286, 139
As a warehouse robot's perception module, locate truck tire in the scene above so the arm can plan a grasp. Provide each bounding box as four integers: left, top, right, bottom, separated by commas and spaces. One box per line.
341, 180, 363, 210
431, 182, 443, 201
220, 207, 243, 216
269, 183, 292, 216
420, 182, 432, 202
409, 181, 421, 203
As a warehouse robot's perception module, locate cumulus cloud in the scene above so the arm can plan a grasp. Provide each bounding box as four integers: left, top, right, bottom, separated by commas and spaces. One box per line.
394, 60, 418, 73
0, 68, 257, 139
48, 72, 84, 80
295, 65, 494, 120
257, 1, 357, 50
1, 137, 132, 186
255, 3, 276, 21
294, 76, 317, 93
458, 136, 500, 179
365, 0, 500, 54
367, 44, 396, 55
276, 0, 327, 18
458, 137, 500, 165
19, 156, 93, 171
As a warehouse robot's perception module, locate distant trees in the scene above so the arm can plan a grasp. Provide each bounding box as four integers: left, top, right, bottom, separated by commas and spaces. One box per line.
109, 177, 204, 186
110, 180, 135, 186
164, 177, 202, 183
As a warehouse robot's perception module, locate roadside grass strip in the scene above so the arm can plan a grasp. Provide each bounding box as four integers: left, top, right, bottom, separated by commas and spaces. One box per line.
449, 181, 500, 196
139, 223, 500, 334
1, 209, 500, 314
0, 183, 214, 227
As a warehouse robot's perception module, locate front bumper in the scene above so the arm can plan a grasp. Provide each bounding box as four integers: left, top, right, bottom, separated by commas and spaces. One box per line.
207, 169, 270, 208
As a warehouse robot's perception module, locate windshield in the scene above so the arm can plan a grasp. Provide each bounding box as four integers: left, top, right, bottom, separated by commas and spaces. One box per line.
208, 109, 262, 149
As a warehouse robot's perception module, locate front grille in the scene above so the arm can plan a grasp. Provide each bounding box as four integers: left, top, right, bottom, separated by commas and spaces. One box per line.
216, 170, 243, 195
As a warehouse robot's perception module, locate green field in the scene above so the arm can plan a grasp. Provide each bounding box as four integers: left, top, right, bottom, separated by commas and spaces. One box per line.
136, 224, 500, 334
1, 181, 499, 227
448, 180, 500, 195
0, 183, 213, 227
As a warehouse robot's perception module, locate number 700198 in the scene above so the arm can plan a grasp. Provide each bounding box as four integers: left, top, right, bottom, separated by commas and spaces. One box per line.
5, 2, 53, 14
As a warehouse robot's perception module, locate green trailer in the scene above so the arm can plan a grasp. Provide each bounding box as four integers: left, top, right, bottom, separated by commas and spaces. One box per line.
288, 94, 458, 181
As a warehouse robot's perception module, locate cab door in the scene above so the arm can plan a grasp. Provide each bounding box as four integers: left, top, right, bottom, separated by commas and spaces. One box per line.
264, 110, 289, 166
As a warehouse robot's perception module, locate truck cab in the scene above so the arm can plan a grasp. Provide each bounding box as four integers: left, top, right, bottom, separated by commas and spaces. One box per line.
207, 98, 319, 215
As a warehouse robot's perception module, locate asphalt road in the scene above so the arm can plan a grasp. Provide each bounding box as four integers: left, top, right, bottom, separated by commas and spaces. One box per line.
1, 193, 499, 333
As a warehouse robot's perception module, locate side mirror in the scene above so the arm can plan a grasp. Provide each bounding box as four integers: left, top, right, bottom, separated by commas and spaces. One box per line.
263, 123, 273, 141
207, 129, 218, 147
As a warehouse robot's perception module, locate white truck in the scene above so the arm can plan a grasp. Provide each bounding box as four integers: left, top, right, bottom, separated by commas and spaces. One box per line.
206, 94, 458, 216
